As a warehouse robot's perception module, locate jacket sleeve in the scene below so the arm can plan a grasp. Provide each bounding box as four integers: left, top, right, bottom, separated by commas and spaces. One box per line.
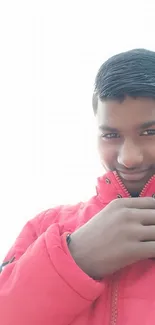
0, 209, 104, 325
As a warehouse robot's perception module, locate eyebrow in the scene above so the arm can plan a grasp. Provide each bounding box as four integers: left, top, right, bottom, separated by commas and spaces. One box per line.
140, 120, 155, 129
98, 125, 118, 132
99, 120, 155, 132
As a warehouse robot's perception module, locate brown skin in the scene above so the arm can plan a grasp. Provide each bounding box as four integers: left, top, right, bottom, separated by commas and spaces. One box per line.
97, 97, 155, 195
69, 97, 155, 279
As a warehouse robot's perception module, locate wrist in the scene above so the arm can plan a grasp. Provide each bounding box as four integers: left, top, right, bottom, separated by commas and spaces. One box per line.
66, 231, 101, 280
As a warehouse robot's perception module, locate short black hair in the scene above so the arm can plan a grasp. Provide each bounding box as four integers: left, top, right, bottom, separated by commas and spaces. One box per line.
93, 48, 155, 114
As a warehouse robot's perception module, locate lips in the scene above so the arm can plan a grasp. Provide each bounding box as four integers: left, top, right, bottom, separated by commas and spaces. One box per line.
118, 170, 149, 181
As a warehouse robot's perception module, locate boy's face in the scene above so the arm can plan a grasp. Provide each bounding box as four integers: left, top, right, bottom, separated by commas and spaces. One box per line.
97, 97, 155, 195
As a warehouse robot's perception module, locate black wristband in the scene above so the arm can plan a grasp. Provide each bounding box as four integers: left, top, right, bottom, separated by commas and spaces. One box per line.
66, 233, 71, 246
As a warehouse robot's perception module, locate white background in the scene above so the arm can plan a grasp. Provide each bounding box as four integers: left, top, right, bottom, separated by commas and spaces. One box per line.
0, 0, 155, 261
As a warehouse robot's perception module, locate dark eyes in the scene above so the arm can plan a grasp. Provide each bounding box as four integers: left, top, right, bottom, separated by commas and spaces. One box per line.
101, 129, 155, 139
142, 129, 155, 136
101, 133, 120, 139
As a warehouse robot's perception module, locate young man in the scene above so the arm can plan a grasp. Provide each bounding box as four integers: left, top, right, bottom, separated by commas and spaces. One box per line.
1, 48, 155, 325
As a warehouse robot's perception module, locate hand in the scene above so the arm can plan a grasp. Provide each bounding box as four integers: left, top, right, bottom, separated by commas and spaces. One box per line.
69, 197, 155, 279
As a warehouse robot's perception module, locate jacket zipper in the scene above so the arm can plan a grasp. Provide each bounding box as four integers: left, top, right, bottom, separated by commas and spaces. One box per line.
113, 171, 131, 198
109, 172, 155, 325
139, 174, 155, 197
114, 172, 155, 198
109, 276, 119, 325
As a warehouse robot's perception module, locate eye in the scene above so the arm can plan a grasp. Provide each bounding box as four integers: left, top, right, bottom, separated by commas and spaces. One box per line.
101, 133, 120, 139
141, 129, 155, 136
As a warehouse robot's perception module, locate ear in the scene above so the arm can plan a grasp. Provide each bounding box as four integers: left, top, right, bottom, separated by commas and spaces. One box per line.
92, 93, 98, 115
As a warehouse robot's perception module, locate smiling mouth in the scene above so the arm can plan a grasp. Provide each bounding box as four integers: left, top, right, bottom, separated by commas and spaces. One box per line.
118, 170, 150, 181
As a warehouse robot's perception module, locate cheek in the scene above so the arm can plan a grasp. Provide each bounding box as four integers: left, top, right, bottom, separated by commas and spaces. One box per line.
142, 140, 155, 162
98, 138, 117, 169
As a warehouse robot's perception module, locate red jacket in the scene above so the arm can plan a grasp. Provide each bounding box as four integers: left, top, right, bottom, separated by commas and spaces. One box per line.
1, 171, 155, 325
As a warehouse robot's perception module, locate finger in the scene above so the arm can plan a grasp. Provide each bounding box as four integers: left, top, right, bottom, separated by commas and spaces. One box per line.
138, 225, 155, 241
138, 241, 155, 259
136, 209, 155, 225
120, 197, 155, 209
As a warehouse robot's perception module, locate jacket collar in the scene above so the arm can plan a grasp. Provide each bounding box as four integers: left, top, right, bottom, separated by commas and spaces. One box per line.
96, 171, 155, 204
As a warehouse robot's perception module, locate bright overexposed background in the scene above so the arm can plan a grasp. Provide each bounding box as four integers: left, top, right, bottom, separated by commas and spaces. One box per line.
0, 0, 155, 261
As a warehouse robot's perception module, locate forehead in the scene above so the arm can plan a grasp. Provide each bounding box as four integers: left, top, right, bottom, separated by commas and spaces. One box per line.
97, 97, 155, 129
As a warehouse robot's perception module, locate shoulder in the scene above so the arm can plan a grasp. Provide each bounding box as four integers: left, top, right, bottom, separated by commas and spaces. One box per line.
2, 195, 104, 263
30, 193, 104, 236
3, 202, 83, 263
35, 194, 104, 235
30, 202, 84, 236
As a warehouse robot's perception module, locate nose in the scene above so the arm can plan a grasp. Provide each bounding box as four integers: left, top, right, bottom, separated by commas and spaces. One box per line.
117, 139, 143, 168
